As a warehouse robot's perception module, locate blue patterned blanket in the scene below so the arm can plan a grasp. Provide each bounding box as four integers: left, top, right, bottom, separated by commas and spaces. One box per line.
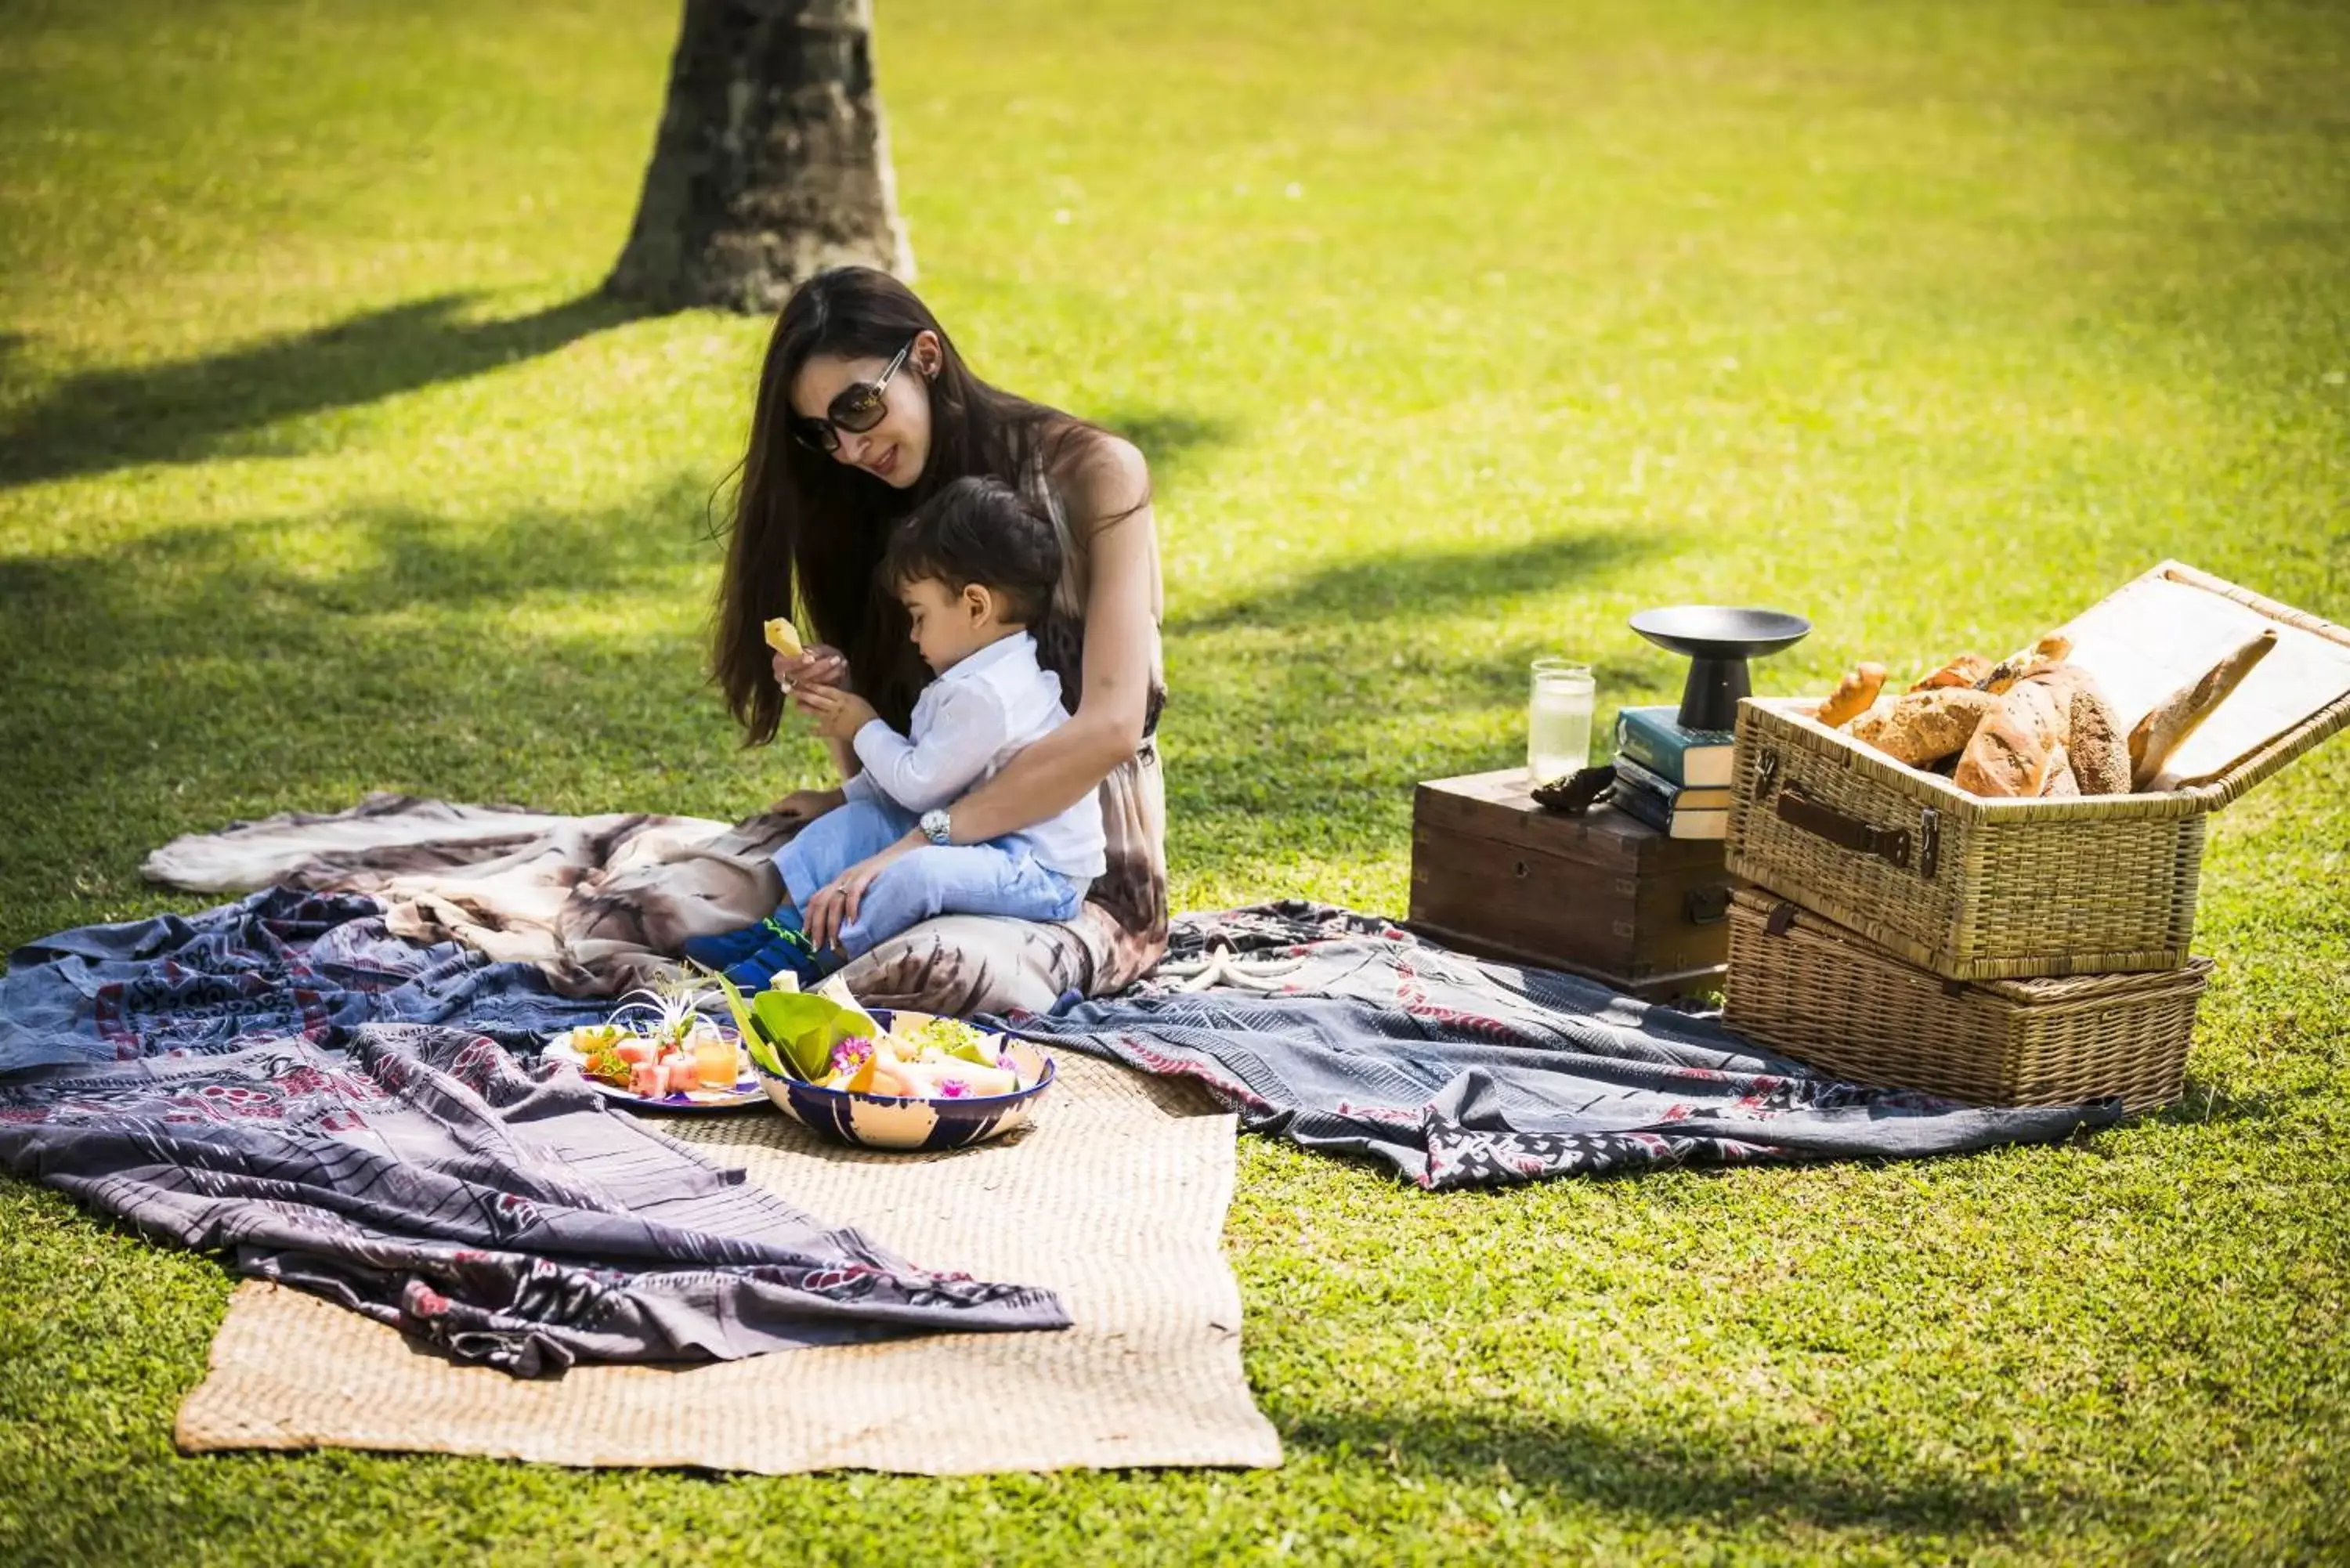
1, 891, 2120, 1375
0, 890, 1067, 1374
1005, 904, 2122, 1190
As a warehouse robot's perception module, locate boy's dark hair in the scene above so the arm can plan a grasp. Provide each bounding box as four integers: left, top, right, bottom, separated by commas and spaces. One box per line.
880, 475, 1062, 627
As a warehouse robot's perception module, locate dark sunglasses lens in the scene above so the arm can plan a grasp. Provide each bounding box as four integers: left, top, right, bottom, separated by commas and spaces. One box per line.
831, 389, 887, 434
790, 419, 837, 452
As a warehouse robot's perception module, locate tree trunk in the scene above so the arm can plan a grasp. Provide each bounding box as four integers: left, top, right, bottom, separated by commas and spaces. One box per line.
606, 0, 913, 314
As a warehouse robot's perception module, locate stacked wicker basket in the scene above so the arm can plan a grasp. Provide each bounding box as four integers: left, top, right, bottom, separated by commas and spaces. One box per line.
1720, 563, 2350, 1112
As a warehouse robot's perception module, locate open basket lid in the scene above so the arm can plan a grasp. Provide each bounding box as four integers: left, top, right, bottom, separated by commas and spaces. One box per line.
2055, 561, 2350, 807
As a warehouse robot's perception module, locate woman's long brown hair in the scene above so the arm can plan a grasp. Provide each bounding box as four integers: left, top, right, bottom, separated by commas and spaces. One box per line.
713, 267, 1106, 741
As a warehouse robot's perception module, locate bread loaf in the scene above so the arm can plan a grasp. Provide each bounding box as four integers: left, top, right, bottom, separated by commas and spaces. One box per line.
1952, 675, 2070, 797
2041, 743, 2081, 797
1976, 634, 2074, 695
2061, 674, 2130, 796
1908, 653, 1991, 692
1846, 688, 2001, 767
2129, 630, 2279, 789
1817, 663, 1889, 728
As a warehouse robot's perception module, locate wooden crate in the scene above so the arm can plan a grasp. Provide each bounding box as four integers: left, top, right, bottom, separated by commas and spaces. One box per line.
1408, 769, 1730, 999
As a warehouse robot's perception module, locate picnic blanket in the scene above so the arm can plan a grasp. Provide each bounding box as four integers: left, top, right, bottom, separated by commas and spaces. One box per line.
1013, 904, 2124, 1190
137, 792, 1131, 1014
0, 891, 1067, 1374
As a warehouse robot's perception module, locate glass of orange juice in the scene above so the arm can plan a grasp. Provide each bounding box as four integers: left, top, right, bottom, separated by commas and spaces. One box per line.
692, 1028, 740, 1091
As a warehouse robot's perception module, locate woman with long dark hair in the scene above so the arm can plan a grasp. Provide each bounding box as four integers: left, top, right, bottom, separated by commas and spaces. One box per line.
710, 266, 1168, 1011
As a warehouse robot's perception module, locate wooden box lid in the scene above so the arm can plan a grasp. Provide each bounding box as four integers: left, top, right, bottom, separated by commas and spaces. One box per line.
1413, 769, 1725, 873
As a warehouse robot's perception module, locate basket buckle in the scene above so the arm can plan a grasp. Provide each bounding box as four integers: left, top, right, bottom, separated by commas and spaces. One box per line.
1918, 807, 1940, 880
1755, 750, 1781, 799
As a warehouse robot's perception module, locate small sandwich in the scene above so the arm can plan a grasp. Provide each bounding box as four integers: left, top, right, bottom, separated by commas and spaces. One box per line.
762, 616, 804, 659
763, 616, 804, 690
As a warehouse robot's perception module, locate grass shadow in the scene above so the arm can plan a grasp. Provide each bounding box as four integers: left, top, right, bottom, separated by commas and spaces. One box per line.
0, 472, 780, 941
0, 291, 646, 490
1170, 529, 1663, 639
2143, 1075, 2286, 1129
1285, 1405, 2028, 1538
1094, 410, 1235, 480
1156, 527, 1670, 887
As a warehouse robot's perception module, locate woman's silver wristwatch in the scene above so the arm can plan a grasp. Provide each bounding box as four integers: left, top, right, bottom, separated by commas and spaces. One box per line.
918, 808, 953, 846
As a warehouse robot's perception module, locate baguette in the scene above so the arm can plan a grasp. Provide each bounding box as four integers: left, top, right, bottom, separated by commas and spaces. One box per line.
1846, 687, 2001, 768
2129, 629, 2278, 789
1976, 634, 2074, 696
1952, 675, 2069, 797
1908, 653, 1991, 692
1817, 662, 1889, 728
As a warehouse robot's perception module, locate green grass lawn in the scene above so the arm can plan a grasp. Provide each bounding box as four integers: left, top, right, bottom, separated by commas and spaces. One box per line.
4, 0, 2347, 1560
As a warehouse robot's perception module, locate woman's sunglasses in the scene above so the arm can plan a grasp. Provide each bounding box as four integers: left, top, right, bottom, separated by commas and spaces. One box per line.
790, 339, 915, 453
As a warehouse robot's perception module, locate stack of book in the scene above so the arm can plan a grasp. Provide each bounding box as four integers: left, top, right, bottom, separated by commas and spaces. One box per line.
1610, 706, 1734, 840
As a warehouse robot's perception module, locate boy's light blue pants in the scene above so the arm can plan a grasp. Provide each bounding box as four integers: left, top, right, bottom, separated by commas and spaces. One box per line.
773, 798, 1087, 959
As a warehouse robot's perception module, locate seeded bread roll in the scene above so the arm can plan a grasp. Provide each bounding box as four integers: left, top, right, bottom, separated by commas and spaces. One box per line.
2061, 672, 2130, 796
2130, 629, 2279, 789
1817, 663, 1889, 728
1845, 687, 2001, 767
1908, 653, 1991, 692
1953, 674, 2070, 797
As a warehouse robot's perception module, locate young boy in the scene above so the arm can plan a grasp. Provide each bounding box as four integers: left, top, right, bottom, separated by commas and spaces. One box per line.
687, 475, 1104, 991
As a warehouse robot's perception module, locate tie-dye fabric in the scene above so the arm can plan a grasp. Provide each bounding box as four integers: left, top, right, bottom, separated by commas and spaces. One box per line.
1001, 903, 2126, 1191
0, 890, 1067, 1374
137, 766, 1170, 1017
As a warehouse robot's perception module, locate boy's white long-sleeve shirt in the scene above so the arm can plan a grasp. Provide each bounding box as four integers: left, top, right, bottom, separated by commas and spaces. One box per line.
843, 632, 1108, 880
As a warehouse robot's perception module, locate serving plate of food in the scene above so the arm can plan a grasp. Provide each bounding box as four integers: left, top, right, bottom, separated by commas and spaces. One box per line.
544, 981, 763, 1111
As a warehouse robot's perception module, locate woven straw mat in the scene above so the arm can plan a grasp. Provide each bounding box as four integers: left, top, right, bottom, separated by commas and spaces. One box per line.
173, 1053, 1282, 1474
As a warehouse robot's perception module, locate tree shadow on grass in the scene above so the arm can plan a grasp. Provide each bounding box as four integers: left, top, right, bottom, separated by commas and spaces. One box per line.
1170, 528, 1664, 641
0, 474, 756, 934
1094, 410, 1234, 482
1285, 1405, 2027, 1538
1162, 527, 1670, 780
0, 291, 645, 490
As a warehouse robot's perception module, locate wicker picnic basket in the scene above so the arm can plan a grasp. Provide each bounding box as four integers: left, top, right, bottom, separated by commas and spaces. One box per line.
1723, 891, 2213, 1111
1724, 562, 2350, 981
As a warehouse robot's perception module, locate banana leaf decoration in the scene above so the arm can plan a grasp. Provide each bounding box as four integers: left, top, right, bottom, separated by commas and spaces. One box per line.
703, 969, 877, 1082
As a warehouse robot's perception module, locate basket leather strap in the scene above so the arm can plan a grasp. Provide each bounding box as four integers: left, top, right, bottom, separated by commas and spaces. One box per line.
1773, 783, 1912, 870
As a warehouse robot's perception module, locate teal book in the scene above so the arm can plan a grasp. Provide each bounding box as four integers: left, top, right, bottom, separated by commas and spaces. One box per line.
1613, 753, 1733, 811
1609, 760, 1731, 840
1613, 705, 1736, 789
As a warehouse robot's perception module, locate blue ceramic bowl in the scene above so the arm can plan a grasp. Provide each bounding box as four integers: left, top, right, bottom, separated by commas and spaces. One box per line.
751, 1010, 1055, 1151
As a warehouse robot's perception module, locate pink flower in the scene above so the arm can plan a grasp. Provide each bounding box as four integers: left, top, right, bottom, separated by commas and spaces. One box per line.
936, 1078, 972, 1099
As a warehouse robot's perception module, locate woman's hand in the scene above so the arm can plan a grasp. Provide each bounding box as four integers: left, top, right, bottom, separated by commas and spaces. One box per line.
776, 641, 849, 692
803, 831, 923, 952
796, 683, 880, 744
765, 786, 845, 826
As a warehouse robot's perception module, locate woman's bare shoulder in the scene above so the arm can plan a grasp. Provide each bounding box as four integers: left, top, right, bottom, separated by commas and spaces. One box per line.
1046, 428, 1152, 529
